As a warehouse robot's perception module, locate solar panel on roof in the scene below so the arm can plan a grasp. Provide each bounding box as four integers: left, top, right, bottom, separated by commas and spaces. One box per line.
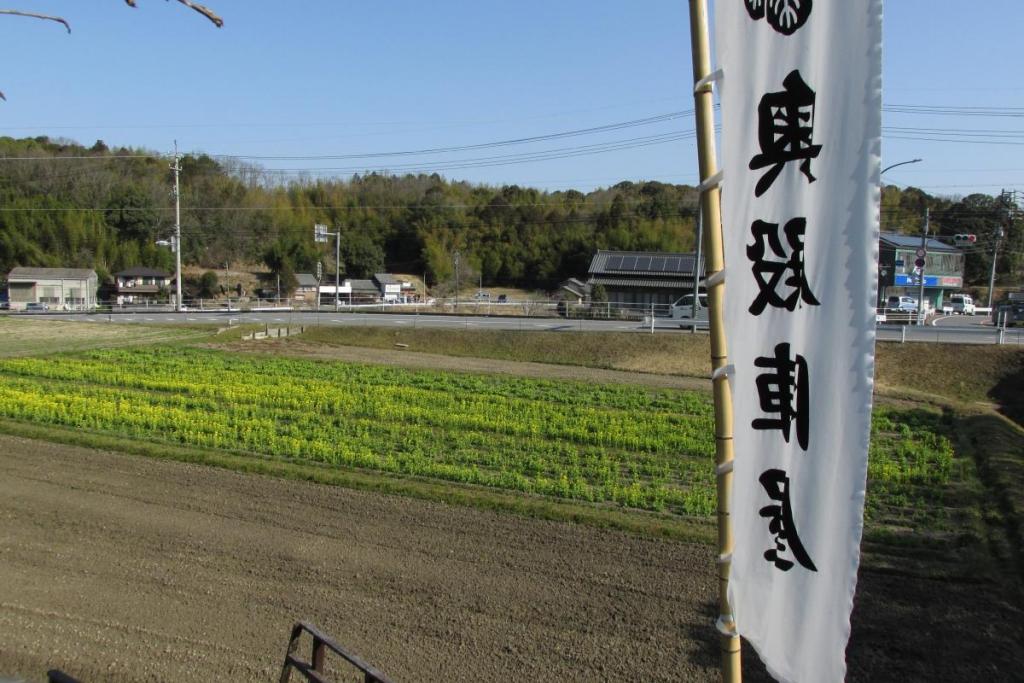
666, 256, 683, 272
635, 256, 653, 271
621, 256, 638, 270
606, 255, 623, 270
651, 257, 667, 272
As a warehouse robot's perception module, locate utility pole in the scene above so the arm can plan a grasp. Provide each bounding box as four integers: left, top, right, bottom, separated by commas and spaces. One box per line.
916, 209, 929, 325
454, 250, 460, 309
989, 189, 1015, 309
171, 141, 183, 312
988, 225, 1005, 311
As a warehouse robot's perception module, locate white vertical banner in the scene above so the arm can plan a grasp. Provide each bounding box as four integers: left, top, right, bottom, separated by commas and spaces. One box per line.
715, 1, 882, 682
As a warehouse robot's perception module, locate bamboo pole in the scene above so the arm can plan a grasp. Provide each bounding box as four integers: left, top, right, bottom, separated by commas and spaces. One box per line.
687, 1, 741, 681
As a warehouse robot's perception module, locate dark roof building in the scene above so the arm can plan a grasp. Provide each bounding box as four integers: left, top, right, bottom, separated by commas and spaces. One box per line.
115, 267, 172, 279
295, 273, 319, 289
559, 277, 588, 302
878, 231, 965, 310
9, 267, 97, 280
349, 278, 381, 303
113, 267, 172, 301
587, 250, 703, 309
373, 273, 400, 286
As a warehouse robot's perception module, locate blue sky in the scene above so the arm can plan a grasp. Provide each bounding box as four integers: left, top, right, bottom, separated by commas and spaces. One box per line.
1, 0, 1021, 197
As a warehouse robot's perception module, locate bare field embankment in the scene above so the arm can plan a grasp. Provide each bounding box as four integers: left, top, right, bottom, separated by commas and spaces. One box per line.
0, 317, 206, 358
229, 326, 1024, 419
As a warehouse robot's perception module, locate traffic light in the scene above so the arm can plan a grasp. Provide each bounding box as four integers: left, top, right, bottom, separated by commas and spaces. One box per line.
953, 233, 977, 244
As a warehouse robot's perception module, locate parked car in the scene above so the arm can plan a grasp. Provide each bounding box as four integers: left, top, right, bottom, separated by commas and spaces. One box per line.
497, 294, 508, 303
993, 301, 1024, 327
473, 291, 490, 301
25, 302, 49, 312
886, 295, 918, 313
0, 301, 10, 311
948, 293, 975, 315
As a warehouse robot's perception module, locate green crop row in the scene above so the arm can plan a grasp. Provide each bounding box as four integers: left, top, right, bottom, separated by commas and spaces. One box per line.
0, 348, 961, 522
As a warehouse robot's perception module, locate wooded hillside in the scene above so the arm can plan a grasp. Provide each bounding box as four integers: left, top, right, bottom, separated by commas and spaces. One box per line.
0, 136, 1019, 291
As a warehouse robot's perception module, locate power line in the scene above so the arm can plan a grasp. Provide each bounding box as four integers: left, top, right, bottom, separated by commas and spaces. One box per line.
218, 111, 694, 161
884, 104, 1024, 118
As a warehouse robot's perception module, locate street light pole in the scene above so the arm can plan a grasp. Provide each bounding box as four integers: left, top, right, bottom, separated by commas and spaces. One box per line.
314, 224, 341, 311
880, 158, 923, 177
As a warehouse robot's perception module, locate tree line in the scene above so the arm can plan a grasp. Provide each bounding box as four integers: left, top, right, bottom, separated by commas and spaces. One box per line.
0, 136, 1019, 293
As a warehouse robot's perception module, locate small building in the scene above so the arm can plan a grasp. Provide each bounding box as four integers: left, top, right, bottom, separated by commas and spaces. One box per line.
349, 279, 382, 304
373, 273, 402, 303
294, 273, 319, 303
7, 267, 98, 311
558, 278, 589, 304
318, 279, 353, 306
586, 250, 703, 310
114, 267, 172, 305
877, 232, 965, 310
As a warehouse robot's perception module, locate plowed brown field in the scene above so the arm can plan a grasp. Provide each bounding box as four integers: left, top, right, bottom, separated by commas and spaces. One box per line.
1, 435, 1021, 682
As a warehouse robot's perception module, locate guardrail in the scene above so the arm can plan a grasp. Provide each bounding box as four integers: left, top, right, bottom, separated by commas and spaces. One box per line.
279, 622, 392, 683
877, 323, 1023, 345
12, 297, 702, 321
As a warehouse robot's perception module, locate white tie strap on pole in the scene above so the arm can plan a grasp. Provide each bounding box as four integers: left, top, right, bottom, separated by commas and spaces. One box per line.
704, 267, 726, 290
694, 68, 724, 94
697, 170, 724, 195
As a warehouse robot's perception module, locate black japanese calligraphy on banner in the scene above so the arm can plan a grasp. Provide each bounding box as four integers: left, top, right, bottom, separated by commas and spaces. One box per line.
759, 468, 817, 572
743, 0, 813, 36
749, 70, 822, 197
752, 343, 809, 451
747, 217, 820, 314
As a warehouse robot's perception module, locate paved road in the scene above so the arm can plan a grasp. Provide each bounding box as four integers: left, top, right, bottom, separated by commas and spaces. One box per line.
12, 310, 1023, 344
22, 310, 699, 334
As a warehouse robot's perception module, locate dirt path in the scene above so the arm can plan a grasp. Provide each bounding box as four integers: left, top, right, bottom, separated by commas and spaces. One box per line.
2, 435, 1021, 682
214, 339, 711, 391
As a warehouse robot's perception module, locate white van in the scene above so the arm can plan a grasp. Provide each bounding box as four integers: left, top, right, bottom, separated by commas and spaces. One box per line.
948, 293, 975, 315
670, 293, 708, 320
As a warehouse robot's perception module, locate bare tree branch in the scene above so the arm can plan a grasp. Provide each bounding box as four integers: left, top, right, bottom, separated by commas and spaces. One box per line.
1, 1, 221, 101
124, 0, 223, 28
0, 9, 71, 33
